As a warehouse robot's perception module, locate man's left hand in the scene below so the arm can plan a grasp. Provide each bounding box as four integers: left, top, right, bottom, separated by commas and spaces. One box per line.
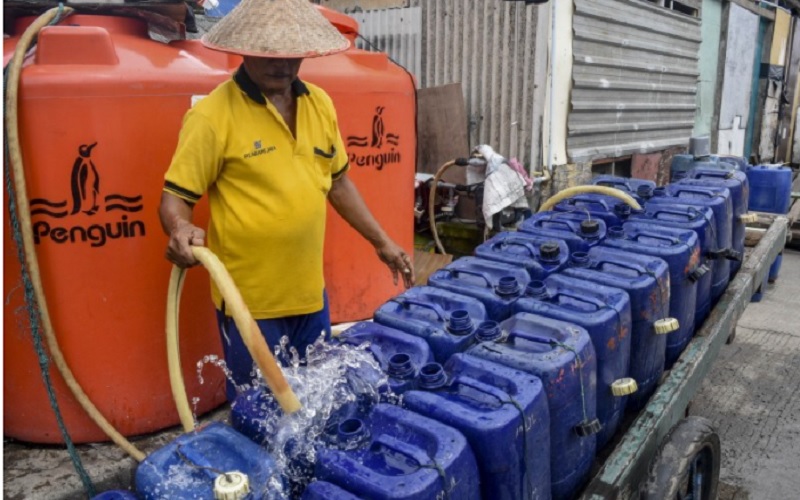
376, 240, 415, 289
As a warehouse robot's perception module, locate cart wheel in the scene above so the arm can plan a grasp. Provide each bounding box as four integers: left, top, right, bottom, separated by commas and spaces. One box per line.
643, 416, 720, 500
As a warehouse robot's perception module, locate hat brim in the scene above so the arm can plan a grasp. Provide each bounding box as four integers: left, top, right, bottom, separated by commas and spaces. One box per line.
200, 36, 350, 59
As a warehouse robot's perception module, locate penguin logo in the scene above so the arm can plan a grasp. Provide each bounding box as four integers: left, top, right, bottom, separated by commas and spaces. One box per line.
371, 106, 385, 148
70, 142, 100, 216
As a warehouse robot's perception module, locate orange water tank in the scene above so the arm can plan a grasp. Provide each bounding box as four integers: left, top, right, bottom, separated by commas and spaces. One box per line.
3, 9, 414, 444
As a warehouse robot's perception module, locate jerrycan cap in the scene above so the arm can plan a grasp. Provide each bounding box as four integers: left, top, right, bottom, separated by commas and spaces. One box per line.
652, 187, 667, 197
611, 378, 639, 396
636, 185, 654, 199
214, 472, 250, 500
740, 212, 759, 224
419, 363, 448, 390
539, 242, 562, 261
614, 203, 632, 218
570, 252, 591, 268
575, 419, 602, 437
495, 276, 522, 297
654, 318, 680, 335
525, 280, 549, 299
580, 219, 600, 238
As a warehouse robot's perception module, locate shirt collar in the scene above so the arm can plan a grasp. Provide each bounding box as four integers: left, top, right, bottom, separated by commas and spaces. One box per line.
233, 64, 310, 105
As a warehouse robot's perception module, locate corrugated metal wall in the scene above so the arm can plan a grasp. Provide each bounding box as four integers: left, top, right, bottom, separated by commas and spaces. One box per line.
355, 0, 542, 166
352, 7, 423, 80
569, 0, 701, 162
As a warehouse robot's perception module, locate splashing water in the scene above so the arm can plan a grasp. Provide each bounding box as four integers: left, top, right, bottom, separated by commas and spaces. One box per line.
233, 335, 390, 496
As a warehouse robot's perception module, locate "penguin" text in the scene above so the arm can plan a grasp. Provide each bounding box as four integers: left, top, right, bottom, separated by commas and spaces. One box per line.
32, 216, 146, 248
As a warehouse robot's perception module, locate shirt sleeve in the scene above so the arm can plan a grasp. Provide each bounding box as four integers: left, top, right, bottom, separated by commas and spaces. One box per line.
330, 109, 350, 182
163, 108, 222, 203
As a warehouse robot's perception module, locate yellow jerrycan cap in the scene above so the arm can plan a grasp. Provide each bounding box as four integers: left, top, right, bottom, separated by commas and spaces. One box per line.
214, 471, 250, 500
740, 212, 759, 224
611, 378, 639, 397
654, 318, 680, 335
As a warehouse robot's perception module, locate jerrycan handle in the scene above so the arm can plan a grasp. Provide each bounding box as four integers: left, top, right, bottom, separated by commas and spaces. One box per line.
497, 238, 538, 257
536, 218, 576, 231
593, 258, 647, 276
371, 434, 430, 467
628, 231, 676, 246
389, 298, 446, 322
648, 207, 694, 221
550, 289, 605, 311
506, 329, 560, 347
452, 374, 510, 404
441, 268, 493, 289
176, 442, 218, 481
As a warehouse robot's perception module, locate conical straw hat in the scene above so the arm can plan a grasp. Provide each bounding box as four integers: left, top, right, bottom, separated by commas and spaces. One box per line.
202, 0, 350, 58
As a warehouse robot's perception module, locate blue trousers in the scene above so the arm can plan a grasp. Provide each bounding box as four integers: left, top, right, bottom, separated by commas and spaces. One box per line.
216, 291, 331, 401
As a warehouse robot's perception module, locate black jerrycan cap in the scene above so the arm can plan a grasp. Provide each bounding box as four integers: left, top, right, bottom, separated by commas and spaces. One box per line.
688, 264, 710, 283
539, 242, 562, 261
580, 219, 600, 237
575, 419, 602, 437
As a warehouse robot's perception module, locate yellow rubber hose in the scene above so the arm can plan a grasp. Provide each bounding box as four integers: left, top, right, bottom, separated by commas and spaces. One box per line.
429, 160, 456, 255
538, 185, 642, 212
5, 6, 146, 462
166, 247, 301, 427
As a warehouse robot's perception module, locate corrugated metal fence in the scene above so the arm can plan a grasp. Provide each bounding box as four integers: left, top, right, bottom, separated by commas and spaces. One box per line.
569, 0, 701, 162
356, 0, 542, 166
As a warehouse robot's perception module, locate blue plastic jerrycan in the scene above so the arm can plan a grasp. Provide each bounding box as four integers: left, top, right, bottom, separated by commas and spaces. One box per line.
337, 322, 434, 395
373, 286, 487, 363
91, 492, 138, 500
648, 183, 736, 295
625, 203, 715, 328
467, 313, 598, 500
427, 257, 530, 322
591, 175, 657, 198
680, 167, 750, 277
403, 353, 551, 500
553, 192, 644, 228
520, 211, 607, 253
601, 222, 703, 368
769, 253, 783, 283
475, 231, 570, 280
513, 274, 632, 449
136, 422, 285, 500
301, 481, 363, 499
314, 403, 481, 500
560, 248, 673, 411
747, 164, 793, 214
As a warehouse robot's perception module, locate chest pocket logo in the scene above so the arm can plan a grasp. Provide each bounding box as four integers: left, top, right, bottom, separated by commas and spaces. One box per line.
244, 139, 276, 159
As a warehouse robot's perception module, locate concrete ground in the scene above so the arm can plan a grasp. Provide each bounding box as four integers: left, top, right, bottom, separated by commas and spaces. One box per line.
4, 251, 799, 500
691, 248, 800, 500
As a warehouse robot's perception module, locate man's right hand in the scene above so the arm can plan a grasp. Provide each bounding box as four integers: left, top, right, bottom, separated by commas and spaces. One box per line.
166, 220, 206, 268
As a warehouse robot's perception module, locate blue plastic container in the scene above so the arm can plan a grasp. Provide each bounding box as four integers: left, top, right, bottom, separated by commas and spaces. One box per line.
513, 274, 631, 449
626, 204, 715, 328
601, 222, 702, 368
403, 353, 551, 500
520, 211, 607, 253
374, 286, 487, 363
769, 253, 783, 283
314, 403, 481, 500
680, 167, 750, 276
302, 481, 363, 500
467, 313, 598, 500
747, 164, 793, 214
560, 248, 670, 411
591, 175, 657, 198
337, 322, 434, 395
647, 183, 734, 304
91, 492, 138, 500
427, 257, 530, 322
474, 231, 570, 279
136, 422, 284, 500
553, 193, 635, 228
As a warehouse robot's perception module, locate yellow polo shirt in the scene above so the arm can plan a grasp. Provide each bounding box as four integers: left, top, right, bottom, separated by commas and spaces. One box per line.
164, 66, 349, 318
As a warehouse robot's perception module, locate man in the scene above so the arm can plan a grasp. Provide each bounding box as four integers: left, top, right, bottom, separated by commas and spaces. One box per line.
159, 0, 414, 400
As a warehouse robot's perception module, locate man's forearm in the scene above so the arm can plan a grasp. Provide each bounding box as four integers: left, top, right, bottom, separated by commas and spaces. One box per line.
159, 191, 196, 236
